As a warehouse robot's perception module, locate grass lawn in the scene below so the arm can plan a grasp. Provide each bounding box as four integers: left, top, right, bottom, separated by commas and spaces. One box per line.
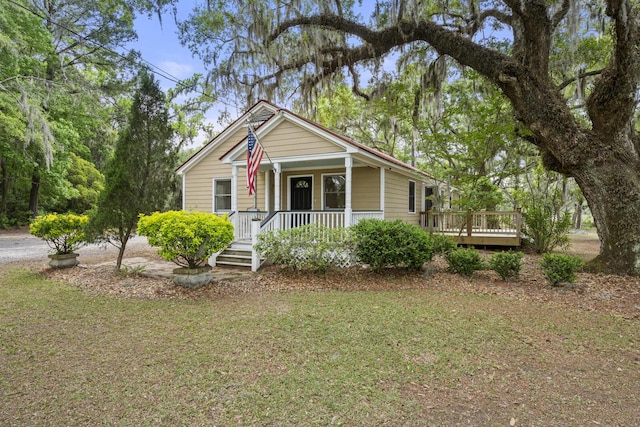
1, 268, 638, 426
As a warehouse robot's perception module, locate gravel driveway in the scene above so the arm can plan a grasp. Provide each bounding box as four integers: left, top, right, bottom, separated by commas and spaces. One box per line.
0, 230, 152, 267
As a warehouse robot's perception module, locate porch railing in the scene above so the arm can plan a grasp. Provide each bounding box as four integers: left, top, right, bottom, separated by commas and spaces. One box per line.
256, 210, 384, 236
229, 210, 269, 241
249, 210, 383, 271
419, 209, 522, 237
352, 210, 384, 224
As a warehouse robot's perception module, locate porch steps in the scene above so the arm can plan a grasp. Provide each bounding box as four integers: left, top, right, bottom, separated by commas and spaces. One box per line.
213, 242, 254, 269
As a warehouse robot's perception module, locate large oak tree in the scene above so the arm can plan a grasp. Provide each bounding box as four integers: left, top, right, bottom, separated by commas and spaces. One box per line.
176, 0, 640, 275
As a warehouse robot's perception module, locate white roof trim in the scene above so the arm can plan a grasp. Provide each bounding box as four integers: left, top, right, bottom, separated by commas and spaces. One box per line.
222, 111, 356, 163
231, 151, 352, 167
222, 109, 436, 182
176, 101, 278, 175
179, 100, 445, 186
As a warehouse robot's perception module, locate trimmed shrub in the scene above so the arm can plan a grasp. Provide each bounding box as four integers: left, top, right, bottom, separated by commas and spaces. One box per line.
431, 234, 457, 255
29, 213, 88, 255
137, 210, 234, 268
351, 219, 433, 271
540, 253, 584, 286
445, 247, 485, 277
255, 224, 355, 272
489, 250, 524, 280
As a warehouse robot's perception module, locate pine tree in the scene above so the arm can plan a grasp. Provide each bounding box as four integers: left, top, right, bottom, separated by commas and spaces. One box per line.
89, 71, 177, 269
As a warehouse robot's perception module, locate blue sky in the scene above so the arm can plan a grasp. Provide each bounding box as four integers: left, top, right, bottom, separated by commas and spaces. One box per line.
131, 9, 227, 145
132, 11, 203, 88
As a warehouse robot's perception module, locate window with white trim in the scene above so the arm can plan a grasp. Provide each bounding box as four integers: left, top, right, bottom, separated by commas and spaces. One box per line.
214, 179, 232, 212
323, 174, 346, 209
408, 180, 416, 213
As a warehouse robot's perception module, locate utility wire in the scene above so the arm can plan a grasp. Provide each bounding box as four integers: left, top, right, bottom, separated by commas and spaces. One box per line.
6, 0, 244, 113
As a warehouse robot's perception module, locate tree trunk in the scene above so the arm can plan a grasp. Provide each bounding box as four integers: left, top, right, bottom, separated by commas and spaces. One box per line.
1, 158, 8, 215
29, 172, 40, 219
573, 161, 640, 275
115, 230, 131, 270
573, 203, 583, 230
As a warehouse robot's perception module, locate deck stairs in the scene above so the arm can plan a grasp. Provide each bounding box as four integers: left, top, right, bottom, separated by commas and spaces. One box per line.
213, 241, 255, 269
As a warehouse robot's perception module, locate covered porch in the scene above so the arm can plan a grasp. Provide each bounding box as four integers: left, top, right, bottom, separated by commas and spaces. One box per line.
224, 146, 393, 243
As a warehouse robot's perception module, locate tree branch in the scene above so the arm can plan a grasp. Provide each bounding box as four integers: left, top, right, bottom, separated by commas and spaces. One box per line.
587, 0, 640, 134
268, 14, 513, 83
552, 0, 572, 29
557, 68, 604, 91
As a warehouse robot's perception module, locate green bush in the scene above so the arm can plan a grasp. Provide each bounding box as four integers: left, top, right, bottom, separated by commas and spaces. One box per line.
255, 224, 355, 272
29, 213, 88, 254
489, 250, 524, 280
352, 219, 433, 272
540, 253, 584, 286
445, 247, 485, 277
430, 234, 457, 255
137, 210, 234, 268
522, 204, 572, 253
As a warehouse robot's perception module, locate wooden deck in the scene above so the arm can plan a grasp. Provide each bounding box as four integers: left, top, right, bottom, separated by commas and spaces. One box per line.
420, 210, 522, 247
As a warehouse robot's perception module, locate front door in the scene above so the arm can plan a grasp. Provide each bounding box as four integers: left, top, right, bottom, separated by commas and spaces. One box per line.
290, 176, 312, 227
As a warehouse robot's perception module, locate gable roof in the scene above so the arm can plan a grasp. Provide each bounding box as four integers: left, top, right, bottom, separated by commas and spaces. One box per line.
177, 100, 440, 182
176, 100, 277, 175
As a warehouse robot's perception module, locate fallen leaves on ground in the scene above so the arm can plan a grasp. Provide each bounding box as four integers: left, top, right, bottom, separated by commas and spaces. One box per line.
42, 250, 640, 320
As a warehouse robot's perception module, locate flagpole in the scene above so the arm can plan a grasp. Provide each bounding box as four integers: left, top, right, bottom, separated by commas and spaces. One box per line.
247, 120, 272, 211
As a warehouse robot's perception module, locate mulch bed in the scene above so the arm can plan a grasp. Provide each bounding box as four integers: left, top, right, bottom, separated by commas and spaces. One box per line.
42, 252, 640, 320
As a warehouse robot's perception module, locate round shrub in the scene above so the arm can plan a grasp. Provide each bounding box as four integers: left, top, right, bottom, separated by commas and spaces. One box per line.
489, 250, 524, 280
540, 253, 584, 286
431, 234, 456, 255
137, 210, 234, 268
445, 247, 485, 277
352, 219, 433, 271
29, 213, 88, 255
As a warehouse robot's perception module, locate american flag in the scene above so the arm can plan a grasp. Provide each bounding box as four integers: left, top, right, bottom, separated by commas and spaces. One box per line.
247, 127, 264, 195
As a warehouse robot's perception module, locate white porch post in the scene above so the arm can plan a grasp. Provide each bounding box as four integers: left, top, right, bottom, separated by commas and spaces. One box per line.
251, 219, 261, 272
231, 165, 239, 236
344, 156, 353, 227
274, 163, 281, 211
274, 163, 282, 230
264, 169, 270, 212
380, 167, 385, 215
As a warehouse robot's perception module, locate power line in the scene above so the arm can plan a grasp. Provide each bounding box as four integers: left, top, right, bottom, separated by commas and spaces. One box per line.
6, 0, 244, 113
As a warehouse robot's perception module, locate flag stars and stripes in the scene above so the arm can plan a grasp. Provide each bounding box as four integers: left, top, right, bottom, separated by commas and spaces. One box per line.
247, 127, 264, 196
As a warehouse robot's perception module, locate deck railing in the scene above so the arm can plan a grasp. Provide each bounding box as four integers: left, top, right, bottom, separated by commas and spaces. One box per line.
420, 210, 522, 237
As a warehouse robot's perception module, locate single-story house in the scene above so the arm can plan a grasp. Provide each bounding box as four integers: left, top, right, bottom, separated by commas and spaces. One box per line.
176, 100, 456, 269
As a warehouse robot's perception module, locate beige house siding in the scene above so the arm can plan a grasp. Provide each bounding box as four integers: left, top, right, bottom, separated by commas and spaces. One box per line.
261, 120, 341, 158
184, 127, 251, 212
237, 169, 265, 212
384, 170, 420, 225
352, 167, 380, 211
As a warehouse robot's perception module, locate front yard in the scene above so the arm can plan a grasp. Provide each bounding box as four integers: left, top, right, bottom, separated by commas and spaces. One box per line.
1, 233, 639, 425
